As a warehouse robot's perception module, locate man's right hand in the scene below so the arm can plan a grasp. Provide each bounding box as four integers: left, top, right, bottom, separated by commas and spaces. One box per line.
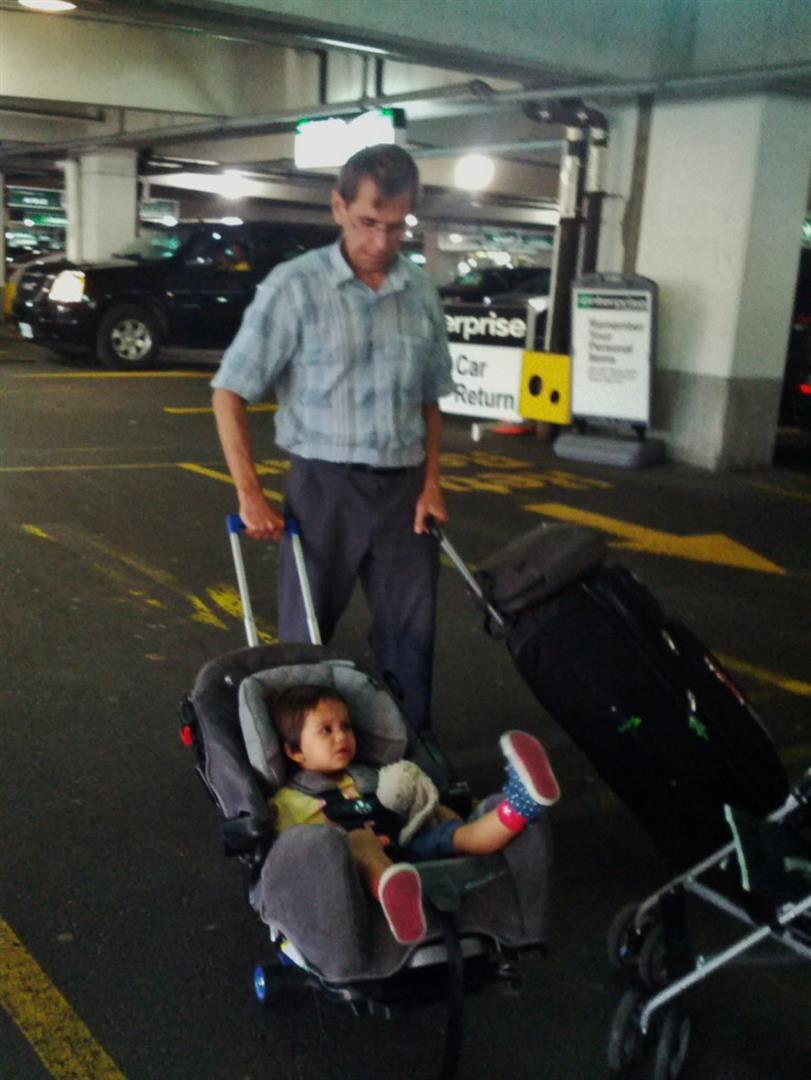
238, 491, 286, 541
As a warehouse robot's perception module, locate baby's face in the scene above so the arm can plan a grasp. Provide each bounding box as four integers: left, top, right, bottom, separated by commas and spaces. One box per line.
288, 699, 356, 775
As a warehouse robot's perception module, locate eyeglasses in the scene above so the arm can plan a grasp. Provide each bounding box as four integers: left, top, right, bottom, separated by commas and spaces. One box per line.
347, 213, 406, 240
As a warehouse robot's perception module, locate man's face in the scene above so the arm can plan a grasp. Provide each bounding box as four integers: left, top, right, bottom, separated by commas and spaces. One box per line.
331, 177, 413, 279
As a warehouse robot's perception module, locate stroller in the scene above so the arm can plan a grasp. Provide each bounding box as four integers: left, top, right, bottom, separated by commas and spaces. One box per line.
432, 520, 811, 1079
178, 516, 555, 1080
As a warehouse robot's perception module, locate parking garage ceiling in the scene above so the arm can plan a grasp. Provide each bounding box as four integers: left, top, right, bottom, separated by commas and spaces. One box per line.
0, 0, 810, 208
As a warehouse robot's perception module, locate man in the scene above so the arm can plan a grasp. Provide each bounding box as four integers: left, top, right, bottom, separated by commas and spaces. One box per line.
211, 144, 454, 733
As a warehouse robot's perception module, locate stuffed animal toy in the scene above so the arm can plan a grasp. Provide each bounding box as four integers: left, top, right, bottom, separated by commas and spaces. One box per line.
376, 760, 440, 845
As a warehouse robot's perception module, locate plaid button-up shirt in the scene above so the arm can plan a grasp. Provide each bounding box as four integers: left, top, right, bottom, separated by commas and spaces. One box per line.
211, 241, 454, 468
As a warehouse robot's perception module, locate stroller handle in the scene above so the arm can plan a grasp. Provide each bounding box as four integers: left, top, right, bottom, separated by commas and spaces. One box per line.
427, 517, 505, 629
227, 512, 302, 536
225, 512, 322, 647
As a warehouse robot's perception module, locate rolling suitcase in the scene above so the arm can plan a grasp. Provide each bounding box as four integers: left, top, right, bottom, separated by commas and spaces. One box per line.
437, 522, 790, 869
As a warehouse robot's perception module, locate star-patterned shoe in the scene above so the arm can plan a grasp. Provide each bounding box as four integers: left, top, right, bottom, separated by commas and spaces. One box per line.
499, 730, 560, 823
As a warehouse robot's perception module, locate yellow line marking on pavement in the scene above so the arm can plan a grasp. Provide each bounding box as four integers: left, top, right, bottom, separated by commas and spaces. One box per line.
177, 462, 283, 502
88, 546, 229, 631
717, 654, 811, 698
21, 524, 55, 541
742, 479, 811, 504
164, 403, 277, 414
11, 370, 210, 379
0, 462, 183, 474
525, 502, 786, 575
0, 915, 126, 1080
207, 584, 278, 643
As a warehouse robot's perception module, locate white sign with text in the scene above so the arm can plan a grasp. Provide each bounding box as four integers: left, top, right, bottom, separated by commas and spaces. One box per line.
440, 342, 523, 421
571, 288, 653, 423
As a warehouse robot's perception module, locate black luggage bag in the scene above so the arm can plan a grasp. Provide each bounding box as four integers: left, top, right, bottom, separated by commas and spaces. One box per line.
471, 524, 790, 869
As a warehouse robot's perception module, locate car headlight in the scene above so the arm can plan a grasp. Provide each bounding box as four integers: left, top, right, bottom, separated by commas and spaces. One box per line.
49, 270, 86, 303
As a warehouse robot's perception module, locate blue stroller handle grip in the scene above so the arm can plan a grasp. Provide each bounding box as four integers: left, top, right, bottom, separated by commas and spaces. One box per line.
226, 512, 301, 536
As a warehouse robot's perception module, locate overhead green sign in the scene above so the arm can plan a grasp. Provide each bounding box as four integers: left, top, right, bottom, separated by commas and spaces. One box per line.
20, 211, 67, 228
8, 187, 63, 211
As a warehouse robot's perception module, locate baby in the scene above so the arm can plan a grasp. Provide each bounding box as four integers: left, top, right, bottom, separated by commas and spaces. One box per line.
269, 684, 560, 946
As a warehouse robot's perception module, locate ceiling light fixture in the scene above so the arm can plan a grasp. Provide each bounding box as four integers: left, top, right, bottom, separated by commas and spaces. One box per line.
454, 154, 495, 192
19, 1, 77, 12
313, 37, 388, 56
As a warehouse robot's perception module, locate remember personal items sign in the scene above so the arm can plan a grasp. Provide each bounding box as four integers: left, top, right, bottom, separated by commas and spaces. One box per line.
440, 304, 527, 421
571, 275, 657, 425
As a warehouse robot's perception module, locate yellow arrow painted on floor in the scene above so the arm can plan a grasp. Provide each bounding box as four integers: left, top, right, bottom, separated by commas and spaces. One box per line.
524, 502, 786, 574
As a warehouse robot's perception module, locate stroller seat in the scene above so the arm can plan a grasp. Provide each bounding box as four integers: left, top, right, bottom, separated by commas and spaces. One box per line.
235, 654, 554, 985
183, 641, 553, 1079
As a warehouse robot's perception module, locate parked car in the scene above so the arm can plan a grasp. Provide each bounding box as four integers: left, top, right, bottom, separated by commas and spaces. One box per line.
11, 220, 337, 369
439, 266, 551, 304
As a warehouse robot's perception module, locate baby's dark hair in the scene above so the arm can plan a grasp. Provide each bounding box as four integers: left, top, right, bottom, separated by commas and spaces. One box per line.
273, 684, 348, 752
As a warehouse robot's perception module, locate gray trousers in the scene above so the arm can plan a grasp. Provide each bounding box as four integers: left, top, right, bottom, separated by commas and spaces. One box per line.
278, 456, 440, 732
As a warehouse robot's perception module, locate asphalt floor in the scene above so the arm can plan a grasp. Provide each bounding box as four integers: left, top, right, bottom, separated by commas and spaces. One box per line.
1, 322, 809, 1080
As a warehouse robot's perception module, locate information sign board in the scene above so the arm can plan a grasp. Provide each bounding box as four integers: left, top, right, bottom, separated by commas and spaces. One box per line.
440, 303, 527, 421
8, 187, 62, 211
571, 274, 657, 425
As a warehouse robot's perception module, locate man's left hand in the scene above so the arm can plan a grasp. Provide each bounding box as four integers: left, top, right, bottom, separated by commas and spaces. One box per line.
414, 482, 448, 534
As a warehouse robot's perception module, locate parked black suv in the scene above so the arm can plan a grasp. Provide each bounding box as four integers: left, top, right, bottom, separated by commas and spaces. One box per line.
12, 220, 337, 369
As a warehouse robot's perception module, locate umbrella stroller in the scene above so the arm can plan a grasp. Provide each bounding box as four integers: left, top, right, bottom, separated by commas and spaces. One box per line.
178, 516, 555, 1080
431, 518, 811, 1079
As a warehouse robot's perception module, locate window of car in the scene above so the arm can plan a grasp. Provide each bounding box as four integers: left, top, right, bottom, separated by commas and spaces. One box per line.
113, 227, 195, 263
249, 224, 337, 273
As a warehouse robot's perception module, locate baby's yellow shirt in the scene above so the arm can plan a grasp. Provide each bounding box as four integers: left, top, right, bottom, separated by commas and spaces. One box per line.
270, 772, 361, 833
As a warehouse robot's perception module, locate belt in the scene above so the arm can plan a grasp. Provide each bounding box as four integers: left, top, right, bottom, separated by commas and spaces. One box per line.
347, 463, 409, 476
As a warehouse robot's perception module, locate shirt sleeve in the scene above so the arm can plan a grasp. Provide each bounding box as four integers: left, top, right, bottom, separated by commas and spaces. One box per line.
210, 268, 300, 404
422, 284, 455, 403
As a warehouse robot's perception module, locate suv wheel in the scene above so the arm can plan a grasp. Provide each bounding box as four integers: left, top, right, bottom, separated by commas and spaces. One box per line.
97, 305, 160, 370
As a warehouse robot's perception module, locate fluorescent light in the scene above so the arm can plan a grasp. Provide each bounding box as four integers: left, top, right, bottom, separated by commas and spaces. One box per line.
314, 37, 388, 56
215, 170, 258, 200
19, 1, 77, 12
221, 216, 243, 226
454, 154, 495, 192
405, 214, 418, 228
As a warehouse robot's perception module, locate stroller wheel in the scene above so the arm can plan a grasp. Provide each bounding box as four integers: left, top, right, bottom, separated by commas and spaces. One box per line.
607, 989, 645, 1074
607, 902, 656, 971
253, 961, 283, 1007
637, 924, 668, 988
652, 1007, 691, 1080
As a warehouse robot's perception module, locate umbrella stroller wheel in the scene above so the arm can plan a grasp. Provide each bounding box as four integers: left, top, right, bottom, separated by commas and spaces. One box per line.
637, 923, 669, 989
607, 902, 658, 971
607, 988, 646, 1074
652, 1007, 691, 1080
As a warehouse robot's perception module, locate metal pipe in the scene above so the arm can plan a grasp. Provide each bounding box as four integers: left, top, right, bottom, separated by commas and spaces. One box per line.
7, 50, 811, 166
536, 105, 588, 354
580, 117, 608, 275
0, 79, 496, 162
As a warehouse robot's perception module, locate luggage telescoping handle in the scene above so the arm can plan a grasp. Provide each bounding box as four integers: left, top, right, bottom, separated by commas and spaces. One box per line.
426, 519, 505, 629
226, 513, 323, 647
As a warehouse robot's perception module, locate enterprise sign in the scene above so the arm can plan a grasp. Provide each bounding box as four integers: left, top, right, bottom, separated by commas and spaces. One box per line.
440, 303, 527, 421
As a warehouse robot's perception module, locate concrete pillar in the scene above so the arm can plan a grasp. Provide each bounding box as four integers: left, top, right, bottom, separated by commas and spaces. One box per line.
0, 173, 6, 292
60, 158, 81, 263
636, 94, 811, 470
77, 149, 138, 261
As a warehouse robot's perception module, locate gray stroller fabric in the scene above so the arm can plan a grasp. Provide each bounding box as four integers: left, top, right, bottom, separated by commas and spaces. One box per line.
253, 798, 554, 985
239, 659, 408, 789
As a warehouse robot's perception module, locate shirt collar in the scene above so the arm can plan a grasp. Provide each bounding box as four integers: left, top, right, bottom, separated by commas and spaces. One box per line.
326, 240, 410, 295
